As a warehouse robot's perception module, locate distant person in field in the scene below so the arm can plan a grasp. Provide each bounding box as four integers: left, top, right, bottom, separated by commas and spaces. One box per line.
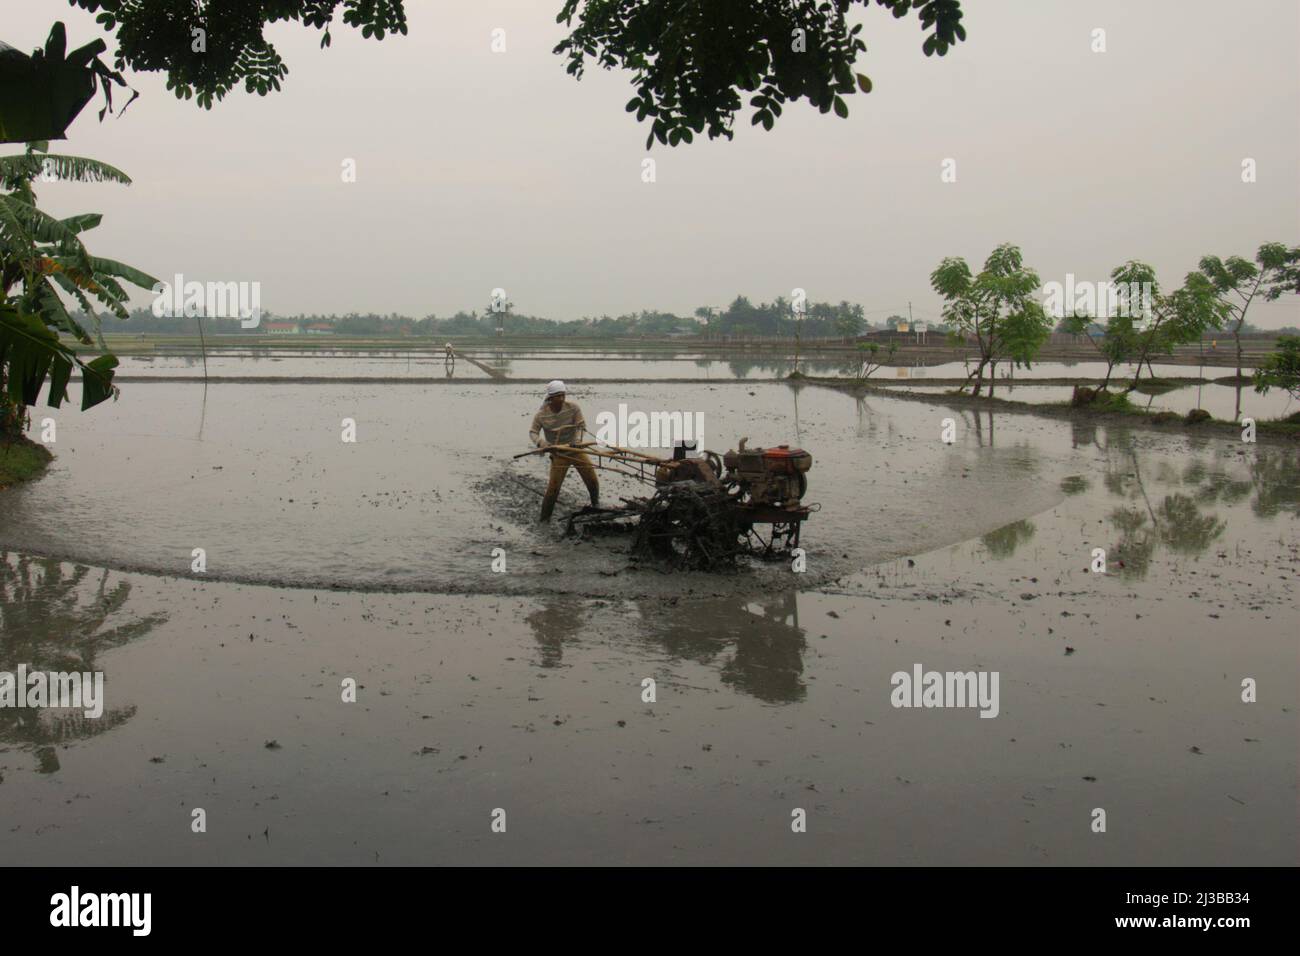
529, 380, 599, 521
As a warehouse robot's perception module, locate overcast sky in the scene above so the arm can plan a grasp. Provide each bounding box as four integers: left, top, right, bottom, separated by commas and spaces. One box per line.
6, 0, 1299, 326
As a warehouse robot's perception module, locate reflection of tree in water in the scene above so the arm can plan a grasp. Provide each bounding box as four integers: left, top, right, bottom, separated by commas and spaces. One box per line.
1082, 425, 1297, 578
525, 591, 808, 703
1107, 507, 1156, 580
1250, 448, 1300, 518
1060, 475, 1090, 496
720, 356, 846, 380
1158, 495, 1226, 554
727, 357, 763, 379
962, 409, 997, 447
981, 519, 1035, 559
0, 554, 167, 772
853, 395, 882, 441
1105, 495, 1228, 581
1093, 431, 1232, 579
1183, 460, 1252, 507
1071, 419, 1099, 450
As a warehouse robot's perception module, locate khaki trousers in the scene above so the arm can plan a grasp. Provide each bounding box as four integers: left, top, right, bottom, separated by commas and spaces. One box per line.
541, 450, 599, 519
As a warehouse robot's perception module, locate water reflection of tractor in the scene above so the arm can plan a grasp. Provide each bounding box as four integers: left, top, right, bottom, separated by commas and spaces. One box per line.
514, 437, 815, 569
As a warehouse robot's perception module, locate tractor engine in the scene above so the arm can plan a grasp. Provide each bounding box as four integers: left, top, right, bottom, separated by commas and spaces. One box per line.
722, 438, 812, 507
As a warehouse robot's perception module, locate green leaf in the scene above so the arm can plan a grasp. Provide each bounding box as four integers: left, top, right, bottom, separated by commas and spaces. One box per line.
59, 212, 103, 235
80, 354, 118, 410
856, 73, 873, 94
0, 303, 71, 406
88, 256, 159, 291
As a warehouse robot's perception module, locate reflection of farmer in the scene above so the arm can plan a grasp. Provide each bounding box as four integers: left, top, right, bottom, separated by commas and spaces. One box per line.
529, 380, 599, 521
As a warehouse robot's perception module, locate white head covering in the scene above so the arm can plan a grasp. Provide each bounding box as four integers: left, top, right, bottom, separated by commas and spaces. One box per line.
545, 379, 567, 397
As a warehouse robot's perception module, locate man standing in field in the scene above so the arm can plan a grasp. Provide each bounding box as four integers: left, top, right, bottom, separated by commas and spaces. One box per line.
530, 380, 599, 521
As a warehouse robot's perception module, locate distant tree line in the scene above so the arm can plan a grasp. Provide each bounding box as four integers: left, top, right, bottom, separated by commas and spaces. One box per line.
78, 297, 945, 339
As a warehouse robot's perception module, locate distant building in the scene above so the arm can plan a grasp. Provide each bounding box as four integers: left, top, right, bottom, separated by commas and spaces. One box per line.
266, 322, 300, 334
304, 324, 334, 335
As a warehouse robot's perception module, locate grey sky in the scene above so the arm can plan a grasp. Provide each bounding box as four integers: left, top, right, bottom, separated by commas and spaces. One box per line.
6, 0, 1299, 326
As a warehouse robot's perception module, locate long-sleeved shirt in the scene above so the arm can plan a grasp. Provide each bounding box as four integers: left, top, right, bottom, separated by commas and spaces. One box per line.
529, 400, 586, 447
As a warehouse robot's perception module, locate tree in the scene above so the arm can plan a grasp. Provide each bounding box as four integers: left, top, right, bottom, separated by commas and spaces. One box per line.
1253, 335, 1300, 401
53, 1, 965, 144
930, 243, 1050, 398
835, 301, 865, 339
561, 0, 966, 148
1061, 305, 1135, 392
1198, 243, 1300, 381
1112, 262, 1228, 392
855, 340, 896, 379
0, 141, 157, 436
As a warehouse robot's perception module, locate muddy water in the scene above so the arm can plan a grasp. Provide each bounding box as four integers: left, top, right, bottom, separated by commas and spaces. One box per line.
0, 382, 1071, 596
0, 415, 1294, 864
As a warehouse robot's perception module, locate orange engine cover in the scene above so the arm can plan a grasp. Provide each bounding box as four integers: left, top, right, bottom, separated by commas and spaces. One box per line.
760, 445, 812, 475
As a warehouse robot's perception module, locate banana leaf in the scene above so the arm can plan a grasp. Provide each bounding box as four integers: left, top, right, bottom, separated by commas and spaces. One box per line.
0, 302, 116, 410
0, 23, 134, 144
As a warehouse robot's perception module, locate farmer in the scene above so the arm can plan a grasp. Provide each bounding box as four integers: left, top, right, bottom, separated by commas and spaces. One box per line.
529, 380, 599, 521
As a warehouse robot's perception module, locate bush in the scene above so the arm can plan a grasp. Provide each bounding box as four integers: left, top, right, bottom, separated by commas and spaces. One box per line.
1186, 408, 1212, 424
0, 435, 52, 489
1070, 385, 1099, 407
1254, 336, 1300, 399
1093, 390, 1133, 412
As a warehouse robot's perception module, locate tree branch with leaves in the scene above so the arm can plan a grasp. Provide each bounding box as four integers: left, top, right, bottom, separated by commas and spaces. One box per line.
930, 243, 1049, 398
1198, 242, 1300, 381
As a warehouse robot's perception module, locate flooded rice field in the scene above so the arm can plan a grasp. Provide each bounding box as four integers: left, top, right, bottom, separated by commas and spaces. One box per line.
111, 349, 1243, 386
1, 360, 1296, 865
0, 381, 1070, 595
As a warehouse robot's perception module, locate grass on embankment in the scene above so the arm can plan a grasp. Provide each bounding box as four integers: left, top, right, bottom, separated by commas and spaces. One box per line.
0, 437, 53, 490
810, 376, 1300, 442
1077, 389, 1300, 433
1065, 391, 1300, 437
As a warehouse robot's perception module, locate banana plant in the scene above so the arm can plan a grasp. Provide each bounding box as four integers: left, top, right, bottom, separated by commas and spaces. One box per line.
1, 141, 156, 419
0, 22, 134, 144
